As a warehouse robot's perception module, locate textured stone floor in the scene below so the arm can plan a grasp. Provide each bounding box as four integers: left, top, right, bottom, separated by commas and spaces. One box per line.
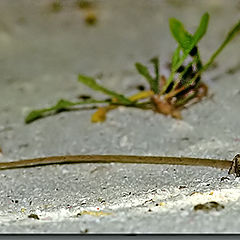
0, 0, 240, 233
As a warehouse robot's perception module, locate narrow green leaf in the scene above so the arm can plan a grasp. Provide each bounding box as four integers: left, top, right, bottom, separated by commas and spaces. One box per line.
150, 57, 159, 80
78, 75, 132, 105
169, 18, 193, 52
135, 62, 158, 93
150, 57, 160, 93
170, 12, 209, 73
192, 12, 209, 46
135, 62, 153, 84
55, 99, 76, 112
25, 99, 111, 124
25, 109, 49, 124
161, 12, 209, 94
203, 19, 240, 71
171, 45, 181, 70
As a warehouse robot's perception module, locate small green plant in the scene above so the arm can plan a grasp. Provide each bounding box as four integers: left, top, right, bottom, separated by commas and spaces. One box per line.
25, 13, 240, 123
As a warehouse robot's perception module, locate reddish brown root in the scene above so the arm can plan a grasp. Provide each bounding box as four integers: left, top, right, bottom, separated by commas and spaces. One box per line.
151, 95, 182, 119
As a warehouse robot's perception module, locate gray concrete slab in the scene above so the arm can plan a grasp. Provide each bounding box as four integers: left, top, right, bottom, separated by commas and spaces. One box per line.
0, 0, 240, 233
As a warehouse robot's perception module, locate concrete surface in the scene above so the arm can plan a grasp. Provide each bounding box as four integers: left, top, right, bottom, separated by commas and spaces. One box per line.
0, 0, 240, 233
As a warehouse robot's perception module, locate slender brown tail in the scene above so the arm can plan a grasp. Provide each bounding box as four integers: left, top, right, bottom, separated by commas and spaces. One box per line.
0, 154, 233, 171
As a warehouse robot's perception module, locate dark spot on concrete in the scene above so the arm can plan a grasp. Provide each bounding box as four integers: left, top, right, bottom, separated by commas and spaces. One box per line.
194, 201, 224, 212
179, 185, 187, 189
28, 214, 40, 220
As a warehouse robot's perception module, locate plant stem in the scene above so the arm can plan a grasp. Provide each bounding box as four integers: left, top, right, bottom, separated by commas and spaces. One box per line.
202, 20, 240, 72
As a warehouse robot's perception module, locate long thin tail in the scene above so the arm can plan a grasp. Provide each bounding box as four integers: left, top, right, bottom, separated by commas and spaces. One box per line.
0, 155, 233, 171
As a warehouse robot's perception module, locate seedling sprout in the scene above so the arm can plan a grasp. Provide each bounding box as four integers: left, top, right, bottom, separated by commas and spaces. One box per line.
25, 13, 240, 123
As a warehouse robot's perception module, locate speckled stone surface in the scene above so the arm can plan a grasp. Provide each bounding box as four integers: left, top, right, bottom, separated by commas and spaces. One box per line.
0, 0, 240, 233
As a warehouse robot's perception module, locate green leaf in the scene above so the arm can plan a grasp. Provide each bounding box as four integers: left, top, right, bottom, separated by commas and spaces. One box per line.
25, 99, 111, 124
192, 12, 209, 47
162, 13, 209, 94
169, 18, 193, 52
135, 62, 153, 84
169, 12, 209, 54
150, 57, 159, 80
178, 16, 240, 90
78, 75, 132, 105
25, 99, 76, 124
25, 109, 49, 123
135, 62, 158, 93
170, 12, 209, 73
150, 57, 160, 93
171, 45, 181, 70
203, 19, 240, 71
55, 99, 76, 112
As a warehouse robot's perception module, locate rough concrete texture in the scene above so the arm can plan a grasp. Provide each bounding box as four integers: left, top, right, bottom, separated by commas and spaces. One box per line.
0, 0, 240, 233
